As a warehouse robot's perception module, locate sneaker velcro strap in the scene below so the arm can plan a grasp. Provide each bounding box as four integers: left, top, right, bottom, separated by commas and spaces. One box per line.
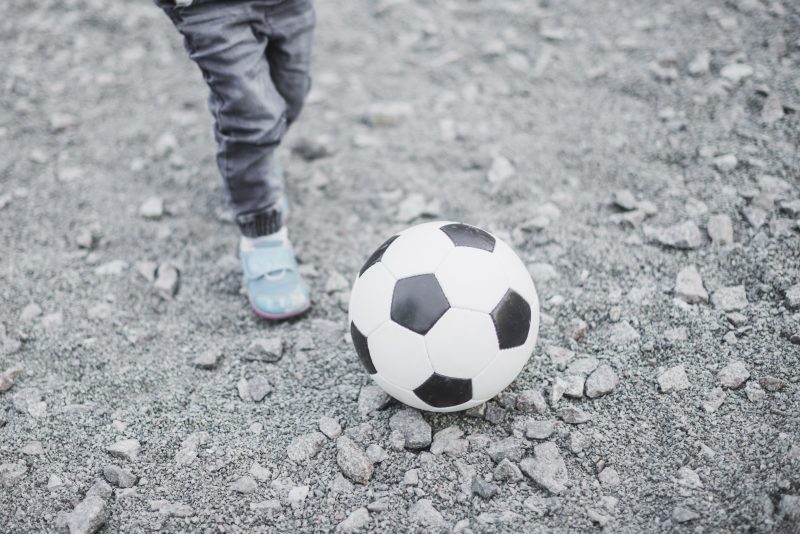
242, 247, 298, 280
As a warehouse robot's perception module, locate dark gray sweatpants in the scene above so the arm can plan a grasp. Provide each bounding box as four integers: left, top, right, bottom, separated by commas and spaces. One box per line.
161, 0, 315, 237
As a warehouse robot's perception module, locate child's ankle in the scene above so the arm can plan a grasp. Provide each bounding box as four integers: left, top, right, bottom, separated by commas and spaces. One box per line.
240, 227, 288, 251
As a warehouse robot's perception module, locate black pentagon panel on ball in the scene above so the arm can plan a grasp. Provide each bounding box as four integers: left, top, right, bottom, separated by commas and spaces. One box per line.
491, 289, 531, 349
440, 223, 496, 252
390, 274, 450, 335
359, 235, 399, 277
414, 373, 473, 408
350, 322, 377, 374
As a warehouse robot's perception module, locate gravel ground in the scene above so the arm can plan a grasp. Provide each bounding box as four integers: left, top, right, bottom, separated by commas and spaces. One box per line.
1, 0, 799, 532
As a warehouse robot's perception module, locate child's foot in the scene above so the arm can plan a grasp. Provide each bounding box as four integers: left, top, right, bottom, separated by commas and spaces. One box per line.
240, 227, 310, 320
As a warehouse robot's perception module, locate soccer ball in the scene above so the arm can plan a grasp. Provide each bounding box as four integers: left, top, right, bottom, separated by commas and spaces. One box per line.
348, 221, 539, 412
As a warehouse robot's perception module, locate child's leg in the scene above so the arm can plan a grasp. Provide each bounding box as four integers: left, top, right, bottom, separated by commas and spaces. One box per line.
164, 1, 295, 237
262, 0, 316, 127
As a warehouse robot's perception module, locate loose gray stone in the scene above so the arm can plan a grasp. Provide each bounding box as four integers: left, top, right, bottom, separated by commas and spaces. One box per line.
430, 426, 467, 456
778, 495, 800, 523
607, 321, 640, 345
94, 260, 130, 276
760, 376, 784, 392
154, 263, 179, 299
520, 442, 569, 494
612, 189, 639, 210
471, 476, 498, 499
336, 436, 373, 484
707, 214, 734, 245
388, 409, 431, 449
569, 431, 591, 454
720, 63, 753, 83
545, 345, 575, 369
193, 349, 220, 369
486, 437, 525, 463
677, 466, 703, 489
19, 303, 42, 324
102, 465, 136, 488
329, 473, 354, 495
713, 153, 738, 171
557, 406, 591, 424
249, 462, 271, 482
516, 389, 547, 413
712, 286, 748, 311
0, 461, 28, 486
658, 365, 690, 393
287, 432, 327, 462
566, 357, 600, 376
465, 402, 487, 418
47, 474, 63, 490
13, 387, 46, 418
363, 101, 414, 127
586, 364, 619, 398
545, 382, 570, 408
107, 439, 140, 462
175, 431, 208, 466
367, 499, 389, 513
149, 500, 194, 518
675, 266, 709, 304
75, 228, 96, 250
409, 499, 447, 528
358, 385, 391, 416
337, 507, 370, 532
672, 506, 700, 523
742, 206, 768, 229
245, 337, 284, 362
598, 467, 620, 488
702, 387, 726, 413
644, 221, 703, 249
745, 381, 765, 402
22, 441, 44, 455
288, 485, 309, 509
230, 475, 257, 494
526, 419, 556, 440
493, 458, 524, 483
484, 403, 506, 424
566, 318, 589, 341
561, 375, 585, 398
41, 311, 64, 331
366, 444, 387, 463
250, 499, 281, 512
139, 196, 164, 219
86, 479, 113, 499
403, 469, 419, 486
238, 375, 272, 402
319, 416, 342, 439
487, 155, 515, 183
785, 284, 800, 310
718, 360, 750, 388
65, 496, 108, 534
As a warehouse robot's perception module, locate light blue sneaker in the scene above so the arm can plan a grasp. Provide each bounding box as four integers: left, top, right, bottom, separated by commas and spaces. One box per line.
240, 230, 311, 320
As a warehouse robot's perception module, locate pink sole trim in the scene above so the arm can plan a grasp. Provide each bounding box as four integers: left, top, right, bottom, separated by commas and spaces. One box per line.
250, 301, 311, 321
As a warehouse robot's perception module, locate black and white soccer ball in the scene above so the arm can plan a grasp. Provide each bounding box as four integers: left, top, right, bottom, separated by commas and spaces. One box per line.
348, 221, 539, 412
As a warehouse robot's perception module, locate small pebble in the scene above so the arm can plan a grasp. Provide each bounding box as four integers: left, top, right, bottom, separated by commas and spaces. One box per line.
718, 360, 750, 389
103, 465, 136, 488
526, 420, 556, 440
598, 467, 620, 488
230, 475, 257, 494
336, 436, 373, 484
658, 365, 690, 393
388, 409, 431, 449
107, 439, 141, 462
557, 406, 591, 424
319, 416, 342, 439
